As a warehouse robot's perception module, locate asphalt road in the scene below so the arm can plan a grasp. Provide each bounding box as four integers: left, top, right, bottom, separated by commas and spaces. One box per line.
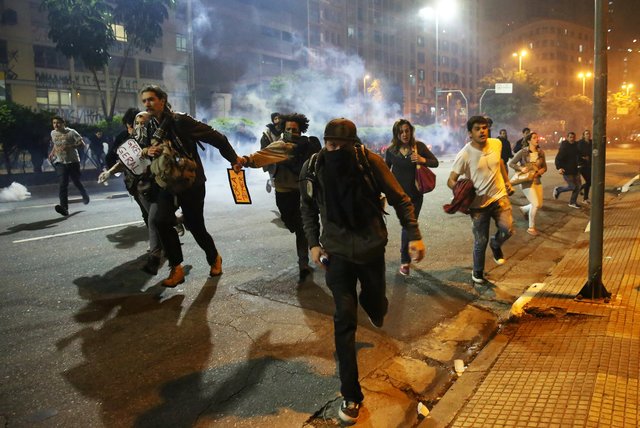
0, 145, 637, 427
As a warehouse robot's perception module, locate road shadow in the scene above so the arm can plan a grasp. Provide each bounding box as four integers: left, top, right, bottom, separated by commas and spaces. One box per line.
59, 272, 217, 427
0, 212, 80, 236
105, 224, 149, 249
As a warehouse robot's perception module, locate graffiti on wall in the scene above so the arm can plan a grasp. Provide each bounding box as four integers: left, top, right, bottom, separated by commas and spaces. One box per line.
35, 71, 139, 92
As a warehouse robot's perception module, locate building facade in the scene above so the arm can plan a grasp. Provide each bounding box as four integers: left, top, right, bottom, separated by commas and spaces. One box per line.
0, 0, 194, 123
493, 19, 595, 98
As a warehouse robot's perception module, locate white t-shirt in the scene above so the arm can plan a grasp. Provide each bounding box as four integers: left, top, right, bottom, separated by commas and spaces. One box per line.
452, 137, 507, 208
51, 127, 83, 164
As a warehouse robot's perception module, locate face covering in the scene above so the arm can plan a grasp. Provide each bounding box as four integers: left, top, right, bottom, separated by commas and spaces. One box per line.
134, 124, 147, 141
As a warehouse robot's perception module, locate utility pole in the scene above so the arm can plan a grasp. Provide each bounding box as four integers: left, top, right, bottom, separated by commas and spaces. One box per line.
577, 0, 611, 301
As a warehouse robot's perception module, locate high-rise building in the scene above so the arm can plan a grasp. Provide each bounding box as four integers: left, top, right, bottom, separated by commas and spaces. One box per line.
493, 19, 595, 98
0, 0, 194, 123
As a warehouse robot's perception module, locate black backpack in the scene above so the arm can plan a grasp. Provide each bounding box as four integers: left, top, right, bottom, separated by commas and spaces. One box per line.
303, 143, 386, 213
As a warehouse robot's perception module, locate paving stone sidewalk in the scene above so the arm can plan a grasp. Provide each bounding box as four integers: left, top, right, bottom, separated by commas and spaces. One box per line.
427, 184, 640, 428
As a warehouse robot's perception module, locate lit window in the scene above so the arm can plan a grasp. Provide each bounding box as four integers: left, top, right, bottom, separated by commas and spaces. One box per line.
112, 24, 127, 42
579, 44, 584, 53
176, 34, 187, 52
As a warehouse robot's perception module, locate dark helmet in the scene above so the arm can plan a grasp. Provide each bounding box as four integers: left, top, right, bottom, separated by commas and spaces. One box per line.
323, 118, 359, 142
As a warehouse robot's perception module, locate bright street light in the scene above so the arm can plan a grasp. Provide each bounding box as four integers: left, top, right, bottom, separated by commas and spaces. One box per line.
622, 83, 634, 96
419, 0, 457, 125
512, 49, 527, 72
578, 71, 593, 96
363, 74, 370, 96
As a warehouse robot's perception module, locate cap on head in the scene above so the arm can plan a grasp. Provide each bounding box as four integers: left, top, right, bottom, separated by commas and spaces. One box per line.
324, 118, 359, 142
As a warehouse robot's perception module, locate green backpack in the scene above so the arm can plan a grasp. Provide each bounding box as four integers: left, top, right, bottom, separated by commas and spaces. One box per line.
150, 137, 198, 193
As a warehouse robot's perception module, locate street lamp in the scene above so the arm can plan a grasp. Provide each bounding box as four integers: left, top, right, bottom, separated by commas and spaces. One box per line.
622, 83, 634, 96
578, 72, 593, 96
363, 74, 370, 96
512, 49, 527, 72
419, 0, 456, 124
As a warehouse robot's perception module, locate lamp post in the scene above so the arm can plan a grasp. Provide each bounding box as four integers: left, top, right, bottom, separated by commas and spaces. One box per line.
578, 71, 593, 95
512, 49, 527, 72
622, 83, 634, 96
363, 74, 370, 97
419, 0, 456, 125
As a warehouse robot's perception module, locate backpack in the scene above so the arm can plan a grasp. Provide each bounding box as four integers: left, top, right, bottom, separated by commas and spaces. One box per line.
150, 135, 198, 193
304, 143, 387, 213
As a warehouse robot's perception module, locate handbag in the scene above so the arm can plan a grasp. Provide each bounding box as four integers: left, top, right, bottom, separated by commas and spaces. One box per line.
415, 164, 436, 193
510, 161, 538, 186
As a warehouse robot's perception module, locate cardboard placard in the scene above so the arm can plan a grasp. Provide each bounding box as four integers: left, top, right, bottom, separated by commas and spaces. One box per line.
117, 139, 150, 175
227, 168, 252, 204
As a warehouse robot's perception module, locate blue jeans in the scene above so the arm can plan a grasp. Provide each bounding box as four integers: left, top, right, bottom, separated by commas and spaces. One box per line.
469, 196, 513, 273
557, 174, 581, 204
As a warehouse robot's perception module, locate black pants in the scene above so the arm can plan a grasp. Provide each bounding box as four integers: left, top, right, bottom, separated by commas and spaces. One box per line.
55, 162, 89, 209
275, 190, 309, 269
326, 253, 388, 403
579, 166, 591, 201
153, 182, 217, 267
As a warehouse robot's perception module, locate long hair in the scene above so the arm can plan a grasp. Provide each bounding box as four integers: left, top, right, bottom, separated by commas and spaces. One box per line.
390, 119, 415, 150
523, 132, 538, 149
139, 84, 172, 112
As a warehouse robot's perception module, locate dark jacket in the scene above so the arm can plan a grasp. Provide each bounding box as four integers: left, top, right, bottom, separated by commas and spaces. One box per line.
577, 138, 592, 169
385, 140, 439, 199
498, 136, 514, 164
147, 112, 239, 187
513, 137, 525, 154
555, 141, 580, 175
443, 179, 475, 215
300, 147, 421, 264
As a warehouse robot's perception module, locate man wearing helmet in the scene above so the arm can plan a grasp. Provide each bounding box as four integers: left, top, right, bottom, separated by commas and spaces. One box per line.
299, 118, 426, 425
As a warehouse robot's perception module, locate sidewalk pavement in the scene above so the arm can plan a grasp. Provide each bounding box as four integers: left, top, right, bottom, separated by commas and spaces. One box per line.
425, 181, 640, 428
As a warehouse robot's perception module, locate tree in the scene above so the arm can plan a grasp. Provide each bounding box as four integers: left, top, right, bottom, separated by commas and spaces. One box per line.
477, 68, 548, 126
41, 0, 174, 122
0, 101, 54, 174
540, 95, 593, 133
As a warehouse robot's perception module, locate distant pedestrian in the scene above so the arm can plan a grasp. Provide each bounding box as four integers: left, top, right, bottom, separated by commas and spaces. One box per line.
553, 131, 582, 209
577, 129, 592, 203
385, 118, 438, 276
513, 127, 531, 154
300, 118, 425, 425
49, 116, 90, 216
447, 116, 514, 284
89, 130, 107, 171
498, 129, 514, 174
509, 132, 547, 236
260, 112, 282, 193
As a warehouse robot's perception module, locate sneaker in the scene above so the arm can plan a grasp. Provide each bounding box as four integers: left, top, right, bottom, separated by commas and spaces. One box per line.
54, 205, 69, 216
519, 206, 529, 220
399, 263, 410, 276
209, 254, 222, 276
142, 255, 162, 275
265, 179, 272, 193
552, 187, 560, 200
527, 228, 539, 236
568, 203, 581, 209
162, 264, 185, 288
338, 400, 361, 425
489, 240, 506, 265
471, 271, 486, 284
368, 315, 384, 329
82, 194, 90, 205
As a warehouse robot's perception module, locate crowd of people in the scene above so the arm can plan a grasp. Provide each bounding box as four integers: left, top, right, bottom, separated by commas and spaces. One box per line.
45, 84, 596, 425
